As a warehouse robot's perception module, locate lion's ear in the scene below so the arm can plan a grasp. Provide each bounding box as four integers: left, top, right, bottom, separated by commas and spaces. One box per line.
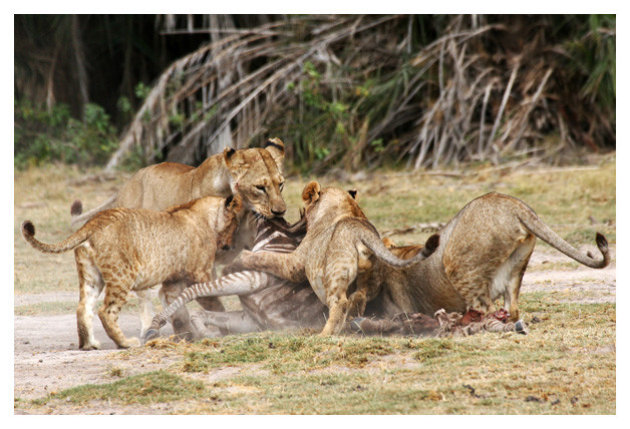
347, 189, 358, 200
223, 147, 236, 167
382, 237, 395, 249
224, 193, 243, 212
263, 138, 285, 172
302, 181, 321, 205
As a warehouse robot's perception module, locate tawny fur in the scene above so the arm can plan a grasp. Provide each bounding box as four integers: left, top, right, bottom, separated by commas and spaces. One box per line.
355, 239, 427, 315
144, 225, 518, 340
237, 182, 438, 336
22, 195, 244, 350
70, 138, 286, 226
364, 192, 610, 322
69, 138, 287, 339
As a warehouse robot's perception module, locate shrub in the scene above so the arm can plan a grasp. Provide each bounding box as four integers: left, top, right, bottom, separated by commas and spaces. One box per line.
14, 99, 118, 169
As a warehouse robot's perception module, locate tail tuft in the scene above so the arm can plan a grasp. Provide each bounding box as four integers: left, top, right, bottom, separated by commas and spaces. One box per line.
22, 220, 35, 237
70, 200, 83, 216
594, 232, 611, 267
422, 234, 440, 257
596, 232, 608, 252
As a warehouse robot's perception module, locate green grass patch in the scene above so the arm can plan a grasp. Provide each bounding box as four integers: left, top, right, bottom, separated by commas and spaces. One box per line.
24, 298, 615, 414
413, 338, 462, 361
182, 335, 398, 374
32, 371, 205, 406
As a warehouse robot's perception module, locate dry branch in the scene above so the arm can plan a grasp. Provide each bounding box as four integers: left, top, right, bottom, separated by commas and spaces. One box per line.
102, 15, 613, 171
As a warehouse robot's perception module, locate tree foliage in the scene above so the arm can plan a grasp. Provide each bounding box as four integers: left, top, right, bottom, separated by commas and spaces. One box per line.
14, 14, 615, 172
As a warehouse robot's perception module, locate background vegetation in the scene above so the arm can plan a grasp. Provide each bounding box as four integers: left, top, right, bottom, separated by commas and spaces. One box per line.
14, 14, 615, 172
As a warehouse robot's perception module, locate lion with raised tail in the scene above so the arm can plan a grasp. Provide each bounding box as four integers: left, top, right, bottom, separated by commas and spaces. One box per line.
23, 194, 244, 350
236, 182, 439, 336
363, 192, 610, 322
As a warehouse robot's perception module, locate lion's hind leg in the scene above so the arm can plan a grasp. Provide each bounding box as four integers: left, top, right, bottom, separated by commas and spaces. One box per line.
135, 288, 154, 338
319, 259, 358, 336
75, 246, 104, 350
159, 280, 200, 342
347, 271, 372, 319
447, 252, 506, 317
98, 274, 139, 349
500, 234, 535, 321
347, 288, 367, 319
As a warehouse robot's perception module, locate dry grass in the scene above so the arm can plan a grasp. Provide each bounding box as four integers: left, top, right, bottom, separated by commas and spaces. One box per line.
14, 156, 615, 414
27, 298, 615, 414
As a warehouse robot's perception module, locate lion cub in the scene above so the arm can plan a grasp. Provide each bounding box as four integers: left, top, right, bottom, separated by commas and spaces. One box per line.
237, 182, 439, 336
22, 195, 244, 350
359, 193, 610, 322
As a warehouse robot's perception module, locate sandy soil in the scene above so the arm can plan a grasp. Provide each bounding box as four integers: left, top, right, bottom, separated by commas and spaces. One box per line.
14, 313, 178, 403
13, 246, 616, 413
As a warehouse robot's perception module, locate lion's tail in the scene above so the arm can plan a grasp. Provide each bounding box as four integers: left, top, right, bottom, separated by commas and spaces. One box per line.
517, 207, 610, 269
22, 220, 92, 254
360, 231, 439, 267
70, 194, 117, 228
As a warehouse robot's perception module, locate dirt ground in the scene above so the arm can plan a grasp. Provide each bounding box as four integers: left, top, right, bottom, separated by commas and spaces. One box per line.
13, 245, 616, 411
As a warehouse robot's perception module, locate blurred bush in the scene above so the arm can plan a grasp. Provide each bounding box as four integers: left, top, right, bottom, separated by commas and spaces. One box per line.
14, 99, 118, 169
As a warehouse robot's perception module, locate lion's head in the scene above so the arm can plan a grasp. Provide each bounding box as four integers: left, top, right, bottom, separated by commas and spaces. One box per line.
221, 138, 286, 219
301, 181, 366, 227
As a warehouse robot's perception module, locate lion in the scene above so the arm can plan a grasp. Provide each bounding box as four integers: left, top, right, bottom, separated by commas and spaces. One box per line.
70, 138, 287, 338
70, 138, 286, 227
361, 192, 610, 322
22, 194, 245, 350
236, 181, 439, 336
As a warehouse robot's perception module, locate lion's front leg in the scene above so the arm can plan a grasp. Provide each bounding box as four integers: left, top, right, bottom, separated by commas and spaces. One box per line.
238, 250, 306, 283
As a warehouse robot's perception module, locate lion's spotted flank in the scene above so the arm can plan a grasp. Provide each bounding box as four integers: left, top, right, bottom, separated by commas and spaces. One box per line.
23, 194, 245, 350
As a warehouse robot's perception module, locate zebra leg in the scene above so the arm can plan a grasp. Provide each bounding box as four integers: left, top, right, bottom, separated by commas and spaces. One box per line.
158, 280, 198, 342
144, 271, 271, 342
197, 310, 262, 334
190, 311, 223, 338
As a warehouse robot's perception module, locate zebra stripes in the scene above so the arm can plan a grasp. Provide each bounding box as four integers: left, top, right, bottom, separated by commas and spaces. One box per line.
145, 216, 303, 339
148, 270, 271, 332
143, 215, 526, 341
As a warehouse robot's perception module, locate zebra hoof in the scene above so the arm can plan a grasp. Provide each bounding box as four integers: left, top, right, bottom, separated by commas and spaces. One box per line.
515, 320, 528, 335
142, 329, 160, 343
349, 317, 366, 333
